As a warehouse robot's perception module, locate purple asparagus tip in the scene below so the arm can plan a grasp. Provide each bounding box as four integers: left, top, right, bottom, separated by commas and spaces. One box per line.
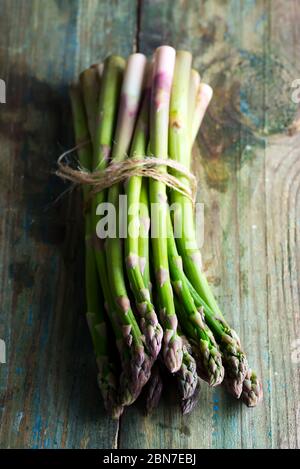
196, 340, 225, 387
181, 378, 201, 415
241, 369, 263, 407
176, 344, 198, 400
223, 352, 248, 399
163, 331, 183, 373
97, 371, 124, 419
145, 364, 163, 414
140, 312, 163, 359
119, 344, 153, 406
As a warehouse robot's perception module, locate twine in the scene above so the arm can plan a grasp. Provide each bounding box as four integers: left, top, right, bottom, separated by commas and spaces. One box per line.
56, 146, 197, 204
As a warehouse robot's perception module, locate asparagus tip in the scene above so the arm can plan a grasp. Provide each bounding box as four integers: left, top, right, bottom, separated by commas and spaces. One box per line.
181, 378, 201, 415
241, 369, 263, 407
224, 378, 244, 399
222, 340, 249, 398
97, 372, 124, 419
196, 341, 225, 387
140, 314, 163, 360
176, 345, 199, 400
145, 365, 163, 414
163, 332, 183, 373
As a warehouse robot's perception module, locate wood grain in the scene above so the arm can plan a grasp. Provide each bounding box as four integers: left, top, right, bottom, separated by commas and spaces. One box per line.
0, 0, 136, 449
0, 0, 299, 449
264, 0, 300, 448
119, 0, 300, 449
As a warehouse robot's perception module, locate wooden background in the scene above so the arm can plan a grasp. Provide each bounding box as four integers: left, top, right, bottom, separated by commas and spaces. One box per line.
0, 0, 299, 449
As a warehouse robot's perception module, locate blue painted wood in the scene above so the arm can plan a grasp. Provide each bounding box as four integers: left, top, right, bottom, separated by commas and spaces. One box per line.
119, 0, 300, 449
0, 0, 136, 449
0, 0, 299, 449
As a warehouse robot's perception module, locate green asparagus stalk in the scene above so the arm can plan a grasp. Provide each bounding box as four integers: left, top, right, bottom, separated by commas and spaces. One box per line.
241, 369, 263, 407
69, 46, 262, 416
80, 65, 140, 410
105, 53, 153, 399
149, 45, 183, 373
79, 66, 101, 143
190, 82, 213, 147
168, 51, 218, 313
168, 51, 206, 314
88, 56, 143, 405
169, 214, 224, 386
191, 79, 249, 396
125, 83, 163, 359
102, 270, 139, 407
70, 83, 123, 418
187, 69, 201, 144
91, 54, 125, 249
139, 178, 151, 295
183, 275, 248, 398
190, 80, 256, 399
80, 70, 124, 416
168, 51, 248, 397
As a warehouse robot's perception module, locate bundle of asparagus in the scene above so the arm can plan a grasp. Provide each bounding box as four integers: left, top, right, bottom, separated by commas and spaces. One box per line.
66, 45, 263, 417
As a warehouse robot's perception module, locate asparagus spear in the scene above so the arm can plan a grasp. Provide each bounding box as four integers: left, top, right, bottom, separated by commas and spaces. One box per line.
88, 56, 145, 405
189, 78, 259, 400
144, 362, 163, 414
189, 77, 250, 396
184, 275, 248, 398
190, 82, 213, 146
102, 268, 141, 407
168, 51, 216, 311
80, 66, 142, 411
139, 178, 151, 295
80, 70, 124, 416
125, 83, 163, 359
88, 56, 152, 405
241, 369, 263, 407
85, 57, 152, 404
172, 302, 201, 414
79, 66, 101, 143
181, 378, 201, 415
105, 53, 153, 400
169, 214, 224, 386
175, 334, 199, 400
168, 51, 248, 397
90, 55, 125, 277
86, 276, 123, 419
188, 69, 201, 139
168, 51, 207, 312
148, 45, 183, 373
70, 84, 123, 418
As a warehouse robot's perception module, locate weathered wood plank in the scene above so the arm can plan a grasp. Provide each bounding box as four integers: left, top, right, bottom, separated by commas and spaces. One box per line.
1, 0, 299, 450
264, 0, 300, 449
119, 0, 300, 449
0, 0, 136, 449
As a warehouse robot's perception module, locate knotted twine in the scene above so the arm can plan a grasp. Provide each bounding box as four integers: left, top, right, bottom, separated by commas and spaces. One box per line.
56, 143, 197, 205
